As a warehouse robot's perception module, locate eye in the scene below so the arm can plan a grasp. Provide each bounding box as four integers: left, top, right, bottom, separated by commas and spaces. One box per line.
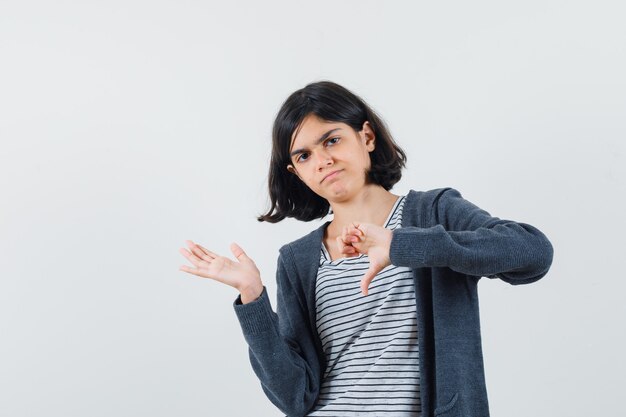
294, 137, 339, 164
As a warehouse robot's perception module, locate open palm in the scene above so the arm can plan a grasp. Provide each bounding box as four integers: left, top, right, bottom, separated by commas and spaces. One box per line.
179, 240, 261, 291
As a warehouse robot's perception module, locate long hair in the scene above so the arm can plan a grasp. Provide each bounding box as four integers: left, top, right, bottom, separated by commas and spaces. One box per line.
258, 80, 407, 223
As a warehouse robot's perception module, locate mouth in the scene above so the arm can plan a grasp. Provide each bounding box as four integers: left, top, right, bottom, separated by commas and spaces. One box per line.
321, 169, 342, 184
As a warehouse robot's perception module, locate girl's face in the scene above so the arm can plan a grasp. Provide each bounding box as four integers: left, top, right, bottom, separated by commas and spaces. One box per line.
287, 114, 376, 203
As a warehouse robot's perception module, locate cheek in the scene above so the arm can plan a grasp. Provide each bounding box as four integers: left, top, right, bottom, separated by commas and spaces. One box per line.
297, 172, 317, 188
361, 152, 373, 169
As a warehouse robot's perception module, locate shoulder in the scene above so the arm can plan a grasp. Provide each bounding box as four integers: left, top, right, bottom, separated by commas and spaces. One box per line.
274, 222, 327, 294
403, 186, 458, 226
276, 221, 328, 274
405, 186, 458, 205
279, 221, 327, 256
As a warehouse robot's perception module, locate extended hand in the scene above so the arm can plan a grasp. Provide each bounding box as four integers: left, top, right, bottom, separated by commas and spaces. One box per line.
179, 240, 262, 295
336, 223, 393, 296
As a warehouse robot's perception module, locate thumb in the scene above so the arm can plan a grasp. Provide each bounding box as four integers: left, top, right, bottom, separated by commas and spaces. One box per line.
360, 263, 382, 296
230, 242, 249, 262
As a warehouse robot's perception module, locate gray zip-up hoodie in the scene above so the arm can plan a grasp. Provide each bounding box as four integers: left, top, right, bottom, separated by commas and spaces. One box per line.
233, 187, 554, 417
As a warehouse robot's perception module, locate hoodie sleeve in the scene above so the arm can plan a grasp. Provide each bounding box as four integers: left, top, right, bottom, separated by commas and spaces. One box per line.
233, 252, 322, 416
389, 187, 554, 285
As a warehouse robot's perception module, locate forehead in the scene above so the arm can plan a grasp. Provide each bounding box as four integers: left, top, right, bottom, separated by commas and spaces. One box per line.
290, 114, 347, 150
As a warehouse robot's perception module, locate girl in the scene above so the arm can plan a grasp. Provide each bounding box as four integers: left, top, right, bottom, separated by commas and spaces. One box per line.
178, 81, 554, 417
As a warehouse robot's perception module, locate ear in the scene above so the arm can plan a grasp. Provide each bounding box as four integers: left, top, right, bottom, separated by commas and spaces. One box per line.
287, 164, 300, 179
361, 121, 376, 152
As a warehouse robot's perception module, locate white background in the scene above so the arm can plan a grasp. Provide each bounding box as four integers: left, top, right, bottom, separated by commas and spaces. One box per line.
1, 1, 624, 416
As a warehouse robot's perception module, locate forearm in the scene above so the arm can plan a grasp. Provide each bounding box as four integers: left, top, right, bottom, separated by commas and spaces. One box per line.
233, 287, 321, 416
390, 221, 554, 285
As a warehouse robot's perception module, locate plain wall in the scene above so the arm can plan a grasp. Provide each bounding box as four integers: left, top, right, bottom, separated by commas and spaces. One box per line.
1, 0, 624, 416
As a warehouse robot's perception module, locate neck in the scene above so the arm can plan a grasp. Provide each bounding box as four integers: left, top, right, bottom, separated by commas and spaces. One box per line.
327, 184, 399, 232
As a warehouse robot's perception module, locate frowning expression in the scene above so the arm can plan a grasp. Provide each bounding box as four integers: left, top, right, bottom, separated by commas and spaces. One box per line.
287, 114, 375, 201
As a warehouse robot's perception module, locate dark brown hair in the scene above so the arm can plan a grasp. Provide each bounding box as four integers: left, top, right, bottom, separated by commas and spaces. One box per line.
258, 80, 407, 223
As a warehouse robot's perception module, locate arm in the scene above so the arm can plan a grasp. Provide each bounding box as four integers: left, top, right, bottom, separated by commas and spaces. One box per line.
233, 253, 321, 416
389, 187, 554, 285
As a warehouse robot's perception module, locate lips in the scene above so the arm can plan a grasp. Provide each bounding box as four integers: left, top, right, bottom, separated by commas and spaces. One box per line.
321, 169, 342, 183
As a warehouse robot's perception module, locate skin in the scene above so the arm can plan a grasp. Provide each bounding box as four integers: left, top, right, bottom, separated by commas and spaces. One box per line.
179, 114, 399, 301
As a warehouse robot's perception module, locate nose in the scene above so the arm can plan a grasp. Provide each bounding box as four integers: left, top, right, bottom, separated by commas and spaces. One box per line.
315, 149, 333, 170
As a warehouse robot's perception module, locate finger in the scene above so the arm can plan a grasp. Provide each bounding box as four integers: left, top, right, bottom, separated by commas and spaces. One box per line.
179, 247, 197, 262
344, 226, 360, 240
360, 271, 374, 296
179, 264, 203, 275
360, 263, 382, 296
342, 245, 358, 256
336, 236, 357, 255
187, 244, 209, 261
179, 264, 214, 279
336, 235, 351, 249
336, 236, 344, 254
350, 223, 363, 236
179, 247, 209, 268
339, 230, 357, 247
185, 240, 217, 261
230, 242, 249, 262
186, 241, 217, 259
340, 226, 349, 243
346, 225, 363, 241
179, 265, 197, 274
197, 252, 214, 262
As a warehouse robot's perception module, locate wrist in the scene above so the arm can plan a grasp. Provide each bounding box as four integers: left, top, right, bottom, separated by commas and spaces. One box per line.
239, 282, 264, 304
385, 228, 393, 251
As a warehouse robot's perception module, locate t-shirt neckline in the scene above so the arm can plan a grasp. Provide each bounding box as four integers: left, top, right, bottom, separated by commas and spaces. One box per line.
321, 194, 405, 263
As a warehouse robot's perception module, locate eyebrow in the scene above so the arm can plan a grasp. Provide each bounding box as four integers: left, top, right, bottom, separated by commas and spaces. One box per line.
290, 128, 343, 158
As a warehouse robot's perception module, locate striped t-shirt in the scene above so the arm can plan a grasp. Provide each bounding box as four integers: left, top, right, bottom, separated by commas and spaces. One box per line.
307, 195, 422, 416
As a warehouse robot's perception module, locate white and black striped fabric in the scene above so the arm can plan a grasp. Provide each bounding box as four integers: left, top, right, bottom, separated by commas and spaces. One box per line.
307, 195, 422, 416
